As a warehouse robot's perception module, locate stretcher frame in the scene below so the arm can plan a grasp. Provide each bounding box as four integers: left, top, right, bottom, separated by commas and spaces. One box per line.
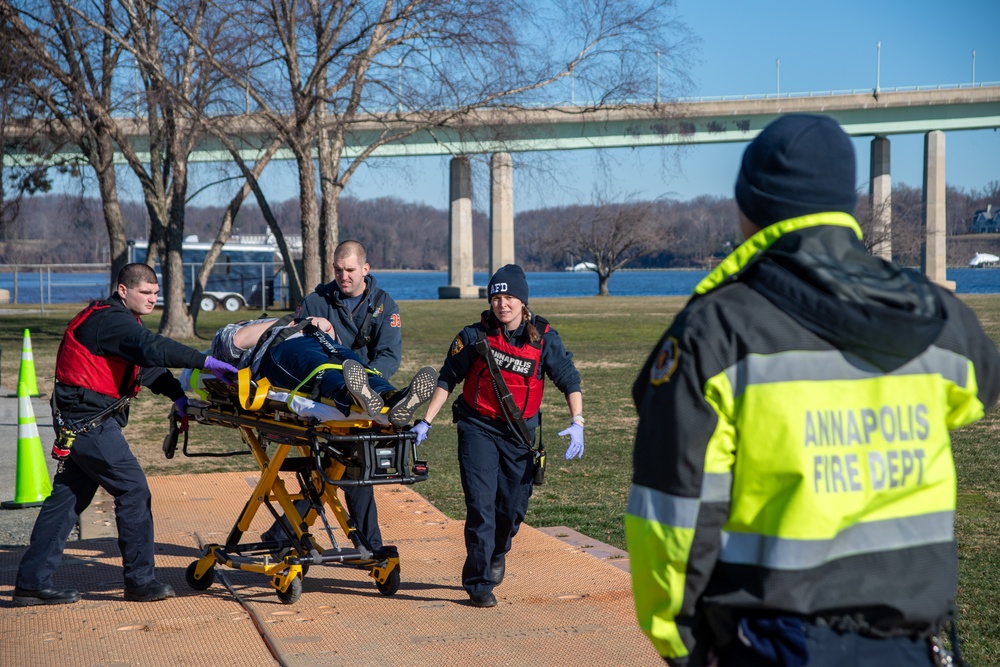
167, 372, 428, 604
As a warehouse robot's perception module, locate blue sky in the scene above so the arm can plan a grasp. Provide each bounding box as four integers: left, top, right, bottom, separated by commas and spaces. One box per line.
306, 0, 999, 213
330, 0, 1000, 211
98, 1, 999, 214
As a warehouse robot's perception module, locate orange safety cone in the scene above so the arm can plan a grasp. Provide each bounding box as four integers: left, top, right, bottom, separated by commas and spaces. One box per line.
1, 381, 53, 509
18, 329, 40, 398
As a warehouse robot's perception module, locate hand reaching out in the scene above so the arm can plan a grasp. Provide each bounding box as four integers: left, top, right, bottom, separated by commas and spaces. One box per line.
559, 422, 584, 460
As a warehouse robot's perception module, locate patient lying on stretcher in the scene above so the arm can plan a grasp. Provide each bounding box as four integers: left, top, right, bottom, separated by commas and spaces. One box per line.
210, 315, 436, 427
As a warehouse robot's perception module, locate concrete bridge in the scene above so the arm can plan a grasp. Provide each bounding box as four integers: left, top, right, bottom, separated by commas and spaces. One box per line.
406, 86, 1000, 295
6, 85, 1000, 294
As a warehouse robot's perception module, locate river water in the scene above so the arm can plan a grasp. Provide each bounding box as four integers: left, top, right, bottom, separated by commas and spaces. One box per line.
3, 268, 1000, 305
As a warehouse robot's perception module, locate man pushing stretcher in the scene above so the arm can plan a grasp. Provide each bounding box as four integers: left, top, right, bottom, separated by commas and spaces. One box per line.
209, 314, 436, 426
168, 313, 434, 602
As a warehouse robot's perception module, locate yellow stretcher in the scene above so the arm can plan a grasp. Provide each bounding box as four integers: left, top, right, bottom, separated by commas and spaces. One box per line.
164, 369, 428, 604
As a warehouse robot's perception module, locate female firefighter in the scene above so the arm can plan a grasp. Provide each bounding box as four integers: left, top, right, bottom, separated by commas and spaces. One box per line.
412, 264, 584, 608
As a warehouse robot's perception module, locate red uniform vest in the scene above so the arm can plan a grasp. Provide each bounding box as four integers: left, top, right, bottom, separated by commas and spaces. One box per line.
55, 301, 141, 399
462, 317, 549, 421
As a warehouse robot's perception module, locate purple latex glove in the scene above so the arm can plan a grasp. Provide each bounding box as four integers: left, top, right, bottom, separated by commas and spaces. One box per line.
410, 419, 431, 445
203, 356, 238, 383
173, 396, 190, 432
558, 422, 584, 460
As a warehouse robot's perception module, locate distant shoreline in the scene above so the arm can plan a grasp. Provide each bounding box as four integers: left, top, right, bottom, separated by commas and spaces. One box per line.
0, 265, 989, 274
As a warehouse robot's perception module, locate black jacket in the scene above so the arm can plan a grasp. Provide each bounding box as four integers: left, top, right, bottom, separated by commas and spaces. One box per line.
53, 294, 207, 426
628, 214, 1000, 665
295, 275, 402, 378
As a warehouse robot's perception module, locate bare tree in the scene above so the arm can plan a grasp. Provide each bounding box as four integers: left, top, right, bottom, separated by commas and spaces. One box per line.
888, 184, 926, 267
111, 0, 249, 336
115, 3, 305, 329
5, 0, 694, 314
184, 129, 306, 323
0, 29, 53, 249
199, 0, 693, 290
2, 0, 136, 280
4, 0, 263, 336
855, 191, 894, 259
668, 195, 738, 268
547, 193, 662, 295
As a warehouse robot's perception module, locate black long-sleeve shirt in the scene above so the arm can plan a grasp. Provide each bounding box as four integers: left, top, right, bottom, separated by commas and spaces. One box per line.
54, 294, 207, 426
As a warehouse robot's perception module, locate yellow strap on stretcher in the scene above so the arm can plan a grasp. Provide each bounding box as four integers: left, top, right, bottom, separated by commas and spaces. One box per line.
189, 368, 209, 400
287, 363, 344, 410
287, 362, 382, 414
238, 367, 272, 411
237, 361, 382, 413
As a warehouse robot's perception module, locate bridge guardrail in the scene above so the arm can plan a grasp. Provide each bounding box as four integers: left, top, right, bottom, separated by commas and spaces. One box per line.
670, 81, 1000, 104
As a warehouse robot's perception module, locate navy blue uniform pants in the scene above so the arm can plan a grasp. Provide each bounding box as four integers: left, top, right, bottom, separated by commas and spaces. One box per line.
720, 622, 934, 666
16, 420, 157, 590
261, 486, 383, 552
457, 419, 534, 595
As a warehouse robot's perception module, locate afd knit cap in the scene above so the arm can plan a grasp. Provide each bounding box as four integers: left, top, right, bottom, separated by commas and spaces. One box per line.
734, 114, 857, 227
487, 264, 529, 304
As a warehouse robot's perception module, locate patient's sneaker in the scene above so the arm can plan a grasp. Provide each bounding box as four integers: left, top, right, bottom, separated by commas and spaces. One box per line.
386, 366, 437, 427
343, 359, 384, 417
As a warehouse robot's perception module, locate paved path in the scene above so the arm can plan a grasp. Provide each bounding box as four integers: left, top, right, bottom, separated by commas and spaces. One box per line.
2, 446, 657, 665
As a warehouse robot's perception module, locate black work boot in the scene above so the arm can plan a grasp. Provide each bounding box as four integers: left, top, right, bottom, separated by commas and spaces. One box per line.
386, 366, 437, 426
12, 586, 81, 607
490, 555, 506, 586
469, 591, 497, 608
124, 580, 175, 602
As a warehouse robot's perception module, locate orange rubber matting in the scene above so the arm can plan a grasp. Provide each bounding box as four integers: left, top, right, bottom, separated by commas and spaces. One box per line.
1, 471, 661, 666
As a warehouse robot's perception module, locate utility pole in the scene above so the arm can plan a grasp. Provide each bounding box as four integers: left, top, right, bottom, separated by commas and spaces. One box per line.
656, 51, 661, 105
875, 41, 881, 95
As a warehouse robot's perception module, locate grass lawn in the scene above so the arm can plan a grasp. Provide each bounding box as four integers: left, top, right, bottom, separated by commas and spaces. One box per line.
2, 294, 998, 662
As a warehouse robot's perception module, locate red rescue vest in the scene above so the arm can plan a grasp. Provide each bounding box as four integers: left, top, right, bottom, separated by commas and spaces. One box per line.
462, 316, 549, 421
55, 301, 141, 399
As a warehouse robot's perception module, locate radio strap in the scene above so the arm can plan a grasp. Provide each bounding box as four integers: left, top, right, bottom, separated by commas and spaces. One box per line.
473, 330, 535, 451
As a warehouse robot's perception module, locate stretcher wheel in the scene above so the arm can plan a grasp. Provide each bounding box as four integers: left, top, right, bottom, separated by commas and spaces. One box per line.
376, 566, 400, 596
275, 547, 309, 577
185, 561, 215, 590
277, 575, 302, 604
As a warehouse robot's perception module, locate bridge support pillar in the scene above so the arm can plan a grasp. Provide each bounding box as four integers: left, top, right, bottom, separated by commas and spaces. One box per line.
869, 137, 892, 261
922, 130, 955, 290
490, 152, 515, 276
439, 156, 481, 299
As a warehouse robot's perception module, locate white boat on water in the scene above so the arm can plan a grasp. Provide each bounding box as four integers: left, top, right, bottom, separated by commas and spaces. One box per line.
565, 261, 597, 272
968, 252, 1000, 268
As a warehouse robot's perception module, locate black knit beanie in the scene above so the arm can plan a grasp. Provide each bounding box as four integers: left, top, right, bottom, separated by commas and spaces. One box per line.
734, 114, 857, 227
487, 264, 529, 304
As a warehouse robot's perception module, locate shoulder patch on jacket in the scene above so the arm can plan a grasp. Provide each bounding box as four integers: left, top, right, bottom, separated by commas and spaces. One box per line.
650, 336, 679, 385
450, 335, 464, 356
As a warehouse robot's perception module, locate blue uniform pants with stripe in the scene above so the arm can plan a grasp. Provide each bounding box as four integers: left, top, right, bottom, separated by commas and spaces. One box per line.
457, 418, 534, 595
16, 420, 157, 591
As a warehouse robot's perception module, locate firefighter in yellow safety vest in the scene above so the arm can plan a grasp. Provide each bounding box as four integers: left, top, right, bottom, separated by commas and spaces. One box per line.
626, 114, 1000, 667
